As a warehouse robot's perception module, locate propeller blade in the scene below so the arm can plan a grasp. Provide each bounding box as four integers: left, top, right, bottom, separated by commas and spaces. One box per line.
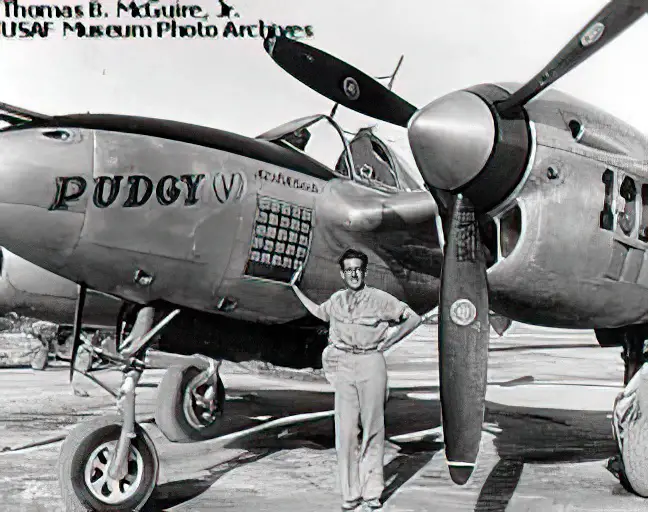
438, 196, 490, 485
498, 0, 648, 113
264, 35, 417, 127
69, 283, 87, 382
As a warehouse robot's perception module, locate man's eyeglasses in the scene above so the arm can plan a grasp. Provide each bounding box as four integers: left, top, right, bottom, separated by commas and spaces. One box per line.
343, 267, 364, 275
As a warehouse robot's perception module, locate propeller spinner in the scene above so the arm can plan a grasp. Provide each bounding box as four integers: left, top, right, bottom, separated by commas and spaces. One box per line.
265, 0, 648, 484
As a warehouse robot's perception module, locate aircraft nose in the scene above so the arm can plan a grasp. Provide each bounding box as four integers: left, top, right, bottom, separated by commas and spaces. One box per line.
408, 91, 495, 191
0, 126, 92, 269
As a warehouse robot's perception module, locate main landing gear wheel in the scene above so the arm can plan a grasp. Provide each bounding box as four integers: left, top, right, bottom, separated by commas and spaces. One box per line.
58, 415, 159, 512
155, 363, 226, 442
620, 419, 648, 497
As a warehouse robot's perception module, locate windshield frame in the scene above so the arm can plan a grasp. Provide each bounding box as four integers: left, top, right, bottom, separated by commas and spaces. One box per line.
348, 131, 402, 192
257, 114, 355, 181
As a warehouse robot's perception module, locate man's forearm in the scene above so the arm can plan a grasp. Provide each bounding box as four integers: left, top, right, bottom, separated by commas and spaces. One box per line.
380, 313, 422, 352
291, 285, 327, 322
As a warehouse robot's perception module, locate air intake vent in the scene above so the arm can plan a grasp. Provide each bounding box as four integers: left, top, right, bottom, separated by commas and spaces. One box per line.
568, 119, 630, 155
479, 218, 498, 268
500, 204, 522, 258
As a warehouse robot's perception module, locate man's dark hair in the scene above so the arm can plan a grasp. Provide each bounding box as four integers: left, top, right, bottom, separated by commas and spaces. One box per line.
338, 248, 369, 271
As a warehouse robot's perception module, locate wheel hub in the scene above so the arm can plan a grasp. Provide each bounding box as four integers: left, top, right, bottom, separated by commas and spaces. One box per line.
83, 440, 144, 504
183, 373, 223, 430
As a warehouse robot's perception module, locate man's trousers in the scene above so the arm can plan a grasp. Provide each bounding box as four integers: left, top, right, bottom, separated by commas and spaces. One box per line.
328, 347, 388, 503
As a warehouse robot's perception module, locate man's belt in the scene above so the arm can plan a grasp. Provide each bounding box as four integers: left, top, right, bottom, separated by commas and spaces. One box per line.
331, 342, 380, 354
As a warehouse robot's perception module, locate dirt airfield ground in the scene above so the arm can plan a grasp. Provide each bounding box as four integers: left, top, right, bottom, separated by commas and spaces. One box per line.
0, 323, 644, 512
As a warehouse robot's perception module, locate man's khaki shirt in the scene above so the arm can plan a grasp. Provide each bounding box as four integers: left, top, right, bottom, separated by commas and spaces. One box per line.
315, 286, 409, 350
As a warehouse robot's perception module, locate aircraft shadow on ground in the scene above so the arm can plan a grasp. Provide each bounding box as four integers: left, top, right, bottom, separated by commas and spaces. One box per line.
148, 387, 441, 509
473, 458, 525, 512
475, 401, 619, 512
149, 449, 281, 510
146, 387, 619, 511
488, 343, 601, 353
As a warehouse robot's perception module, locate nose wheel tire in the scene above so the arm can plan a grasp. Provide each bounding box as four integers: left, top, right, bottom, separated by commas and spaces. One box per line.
155, 363, 226, 443
57, 415, 159, 512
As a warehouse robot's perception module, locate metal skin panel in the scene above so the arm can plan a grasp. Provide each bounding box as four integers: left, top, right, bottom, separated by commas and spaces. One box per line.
215, 164, 328, 323
0, 127, 90, 213
83, 130, 245, 258
514, 85, 648, 162
486, 89, 648, 329
67, 130, 253, 309
621, 247, 644, 284
0, 127, 92, 272
1, 247, 78, 297
0, 248, 120, 328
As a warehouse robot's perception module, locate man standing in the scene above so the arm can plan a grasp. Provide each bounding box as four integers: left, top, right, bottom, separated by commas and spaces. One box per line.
291, 248, 423, 511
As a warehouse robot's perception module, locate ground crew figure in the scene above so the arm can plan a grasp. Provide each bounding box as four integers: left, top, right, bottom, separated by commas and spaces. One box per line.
28, 320, 58, 370
290, 248, 422, 511
72, 330, 103, 397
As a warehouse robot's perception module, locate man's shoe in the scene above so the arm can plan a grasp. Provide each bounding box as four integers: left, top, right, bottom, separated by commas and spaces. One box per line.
341, 498, 363, 510
364, 498, 383, 510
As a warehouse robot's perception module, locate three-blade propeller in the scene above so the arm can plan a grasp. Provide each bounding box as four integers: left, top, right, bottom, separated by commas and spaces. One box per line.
264, 0, 647, 485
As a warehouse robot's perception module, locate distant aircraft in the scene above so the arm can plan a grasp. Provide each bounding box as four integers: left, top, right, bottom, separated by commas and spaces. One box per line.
0, 247, 119, 326
0, 0, 642, 508
0, 247, 121, 368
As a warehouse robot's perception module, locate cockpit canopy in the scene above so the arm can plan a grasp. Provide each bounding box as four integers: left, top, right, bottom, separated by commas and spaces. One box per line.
336, 128, 423, 191
257, 115, 424, 192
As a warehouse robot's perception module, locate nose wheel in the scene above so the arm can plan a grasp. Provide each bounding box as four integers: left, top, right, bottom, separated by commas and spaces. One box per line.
84, 440, 143, 504
58, 415, 158, 512
59, 305, 228, 512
